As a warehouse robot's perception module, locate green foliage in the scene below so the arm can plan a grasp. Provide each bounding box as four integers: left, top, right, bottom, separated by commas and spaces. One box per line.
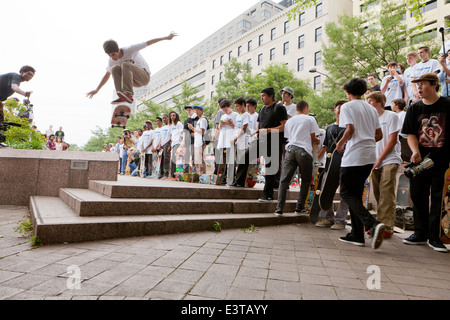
212, 221, 222, 232
2, 100, 46, 150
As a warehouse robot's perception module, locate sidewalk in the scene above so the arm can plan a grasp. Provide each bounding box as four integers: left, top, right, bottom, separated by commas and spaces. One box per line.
0, 205, 449, 300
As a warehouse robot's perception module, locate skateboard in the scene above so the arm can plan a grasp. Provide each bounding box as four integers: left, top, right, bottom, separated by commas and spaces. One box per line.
215, 163, 227, 185
151, 150, 162, 179
362, 178, 370, 209
175, 147, 185, 181
394, 174, 413, 231
440, 168, 450, 244
319, 150, 343, 212
138, 153, 146, 178
111, 105, 131, 129
309, 170, 325, 224
305, 133, 323, 214
199, 174, 214, 184
245, 164, 258, 188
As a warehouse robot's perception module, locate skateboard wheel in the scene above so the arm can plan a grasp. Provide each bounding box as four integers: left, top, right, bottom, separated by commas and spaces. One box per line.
316, 190, 321, 195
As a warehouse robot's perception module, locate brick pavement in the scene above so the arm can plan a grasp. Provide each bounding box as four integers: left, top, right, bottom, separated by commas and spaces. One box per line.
0, 205, 449, 300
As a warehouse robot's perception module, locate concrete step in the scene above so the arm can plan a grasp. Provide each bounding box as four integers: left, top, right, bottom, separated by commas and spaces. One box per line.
89, 179, 301, 201
30, 196, 307, 244
59, 188, 299, 217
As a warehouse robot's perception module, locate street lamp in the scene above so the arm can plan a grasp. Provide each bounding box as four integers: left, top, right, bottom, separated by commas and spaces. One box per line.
309, 68, 329, 78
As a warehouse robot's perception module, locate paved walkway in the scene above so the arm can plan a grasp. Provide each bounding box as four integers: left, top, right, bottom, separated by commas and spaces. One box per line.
0, 205, 449, 300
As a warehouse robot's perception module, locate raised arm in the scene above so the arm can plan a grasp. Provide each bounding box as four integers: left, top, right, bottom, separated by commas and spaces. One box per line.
146, 32, 178, 47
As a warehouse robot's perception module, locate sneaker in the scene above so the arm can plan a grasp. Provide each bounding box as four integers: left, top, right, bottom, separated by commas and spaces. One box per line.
295, 208, 309, 216
274, 210, 283, 217
117, 91, 134, 103
339, 234, 365, 247
316, 219, 334, 228
111, 96, 127, 105
403, 234, 427, 245
428, 240, 448, 253
258, 196, 273, 203
371, 223, 386, 250
331, 222, 346, 230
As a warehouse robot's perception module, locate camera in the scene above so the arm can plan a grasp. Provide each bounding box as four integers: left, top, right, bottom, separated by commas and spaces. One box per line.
404, 156, 434, 178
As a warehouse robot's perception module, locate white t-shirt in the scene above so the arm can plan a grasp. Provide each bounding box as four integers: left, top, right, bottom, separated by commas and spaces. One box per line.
318, 128, 326, 169
152, 127, 162, 149
234, 112, 250, 150
217, 112, 238, 149
412, 59, 441, 79
284, 114, 320, 158
375, 111, 402, 169
396, 111, 407, 138
141, 130, 154, 154
194, 117, 208, 148
247, 112, 259, 141
171, 121, 184, 147
107, 42, 150, 76
160, 124, 171, 146
339, 100, 380, 167
404, 66, 415, 101
381, 75, 404, 107
284, 104, 297, 118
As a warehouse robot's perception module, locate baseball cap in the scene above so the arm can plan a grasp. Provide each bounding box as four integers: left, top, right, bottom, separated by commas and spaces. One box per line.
193, 106, 204, 111
261, 87, 275, 96
411, 73, 439, 83
156, 116, 163, 121
280, 87, 294, 97
184, 106, 194, 110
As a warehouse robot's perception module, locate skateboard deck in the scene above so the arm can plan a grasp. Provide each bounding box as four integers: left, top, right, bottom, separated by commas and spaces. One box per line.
440, 168, 450, 244
319, 150, 343, 212
309, 171, 325, 224
396, 174, 410, 208
111, 105, 131, 128
138, 154, 146, 178
215, 163, 227, 185
151, 150, 162, 179
305, 133, 323, 214
245, 164, 258, 188
362, 178, 370, 209
199, 174, 213, 184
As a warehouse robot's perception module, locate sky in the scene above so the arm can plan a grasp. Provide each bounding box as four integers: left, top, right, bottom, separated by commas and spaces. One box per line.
0, 0, 267, 147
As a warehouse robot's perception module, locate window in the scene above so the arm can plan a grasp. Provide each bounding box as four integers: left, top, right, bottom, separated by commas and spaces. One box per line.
248, 40, 253, 52
270, 48, 275, 61
315, 27, 322, 42
211, 75, 215, 85
316, 3, 323, 18
219, 72, 224, 80
258, 53, 263, 66
259, 34, 264, 46
298, 34, 305, 48
220, 55, 224, 65
315, 51, 322, 66
271, 28, 276, 40
238, 46, 242, 56
229, 51, 233, 60
283, 42, 289, 55
314, 75, 321, 90
284, 21, 290, 34
299, 12, 306, 26
238, 20, 252, 29
247, 59, 252, 67
212, 60, 216, 69
297, 57, 304, 71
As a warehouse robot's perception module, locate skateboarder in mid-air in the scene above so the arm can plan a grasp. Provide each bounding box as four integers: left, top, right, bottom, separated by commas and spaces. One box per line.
86, 32, 177, 104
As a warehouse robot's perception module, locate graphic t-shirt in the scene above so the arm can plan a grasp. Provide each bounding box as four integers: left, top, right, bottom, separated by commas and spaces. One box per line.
402, 97, 450, 167
0, 73, 21, 101
381, 75, 404, 107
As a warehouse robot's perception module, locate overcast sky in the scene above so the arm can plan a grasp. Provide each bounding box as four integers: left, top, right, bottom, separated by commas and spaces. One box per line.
0, 0, 267, 147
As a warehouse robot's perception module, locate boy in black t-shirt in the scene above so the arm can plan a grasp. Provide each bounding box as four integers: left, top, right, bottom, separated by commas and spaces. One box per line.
402, 73, 450, 253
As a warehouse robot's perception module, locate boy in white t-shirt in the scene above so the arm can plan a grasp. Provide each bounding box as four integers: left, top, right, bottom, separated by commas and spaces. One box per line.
381, 61, 404, 110
229, 98, 250, 187
280, 87, 297, 118
336, 78, 386, 250
404, 51, 418, 104
87, 33, 177, 104
275, 100, 320, 216
366, 91, 402, 238
216, 99, 239, 185
188, 106, 208, 174
140, 121, 154, 177
411, 46, 441, 101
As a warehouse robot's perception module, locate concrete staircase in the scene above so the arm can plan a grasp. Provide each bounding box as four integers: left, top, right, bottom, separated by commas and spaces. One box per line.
30, 177, 313, 244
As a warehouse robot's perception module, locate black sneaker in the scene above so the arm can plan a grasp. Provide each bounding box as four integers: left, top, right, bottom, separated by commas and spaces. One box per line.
339, 234, 365, 247
258, 196, 273, 203
403, 234, 427, 245
295, 208, 309, 216
274, 210, 283, 217
428, 240, 448, 253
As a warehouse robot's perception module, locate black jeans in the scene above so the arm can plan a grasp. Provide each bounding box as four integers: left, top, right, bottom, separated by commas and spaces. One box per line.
277, 146, 313, 211
410, 164, 447, 241
340, 165, 379, 242
144, 154, 153, 176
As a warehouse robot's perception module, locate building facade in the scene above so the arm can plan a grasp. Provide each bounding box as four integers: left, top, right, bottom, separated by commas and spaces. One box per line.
136, 0, 353, 110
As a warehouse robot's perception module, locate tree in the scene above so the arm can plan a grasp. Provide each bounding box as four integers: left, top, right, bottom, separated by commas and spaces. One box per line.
2, 99, 46, 150
171, 80, 204, 120
289, 0, 428, 27
215, 58, 252, 102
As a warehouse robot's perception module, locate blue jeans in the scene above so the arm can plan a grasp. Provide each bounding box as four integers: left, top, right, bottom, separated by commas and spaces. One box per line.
121, 151, 128, 174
